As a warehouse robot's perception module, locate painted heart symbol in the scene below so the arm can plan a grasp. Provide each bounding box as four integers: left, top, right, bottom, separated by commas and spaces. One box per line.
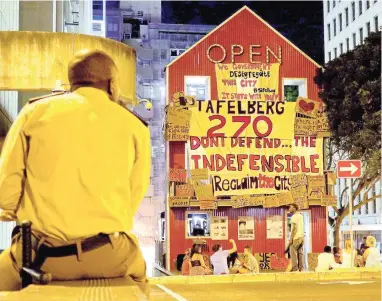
299, 99, 315, 112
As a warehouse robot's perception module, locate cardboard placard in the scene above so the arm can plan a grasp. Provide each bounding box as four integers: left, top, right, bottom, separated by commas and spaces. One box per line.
308, 175, 326, 199
193, 181, 214, 200
264, 195, 280, 208
200, 200, 217, 210
169, 168, 187, 183
232, 195, 251, 208
278, 191, 294, 206
317, 114, 330, 133
290, 174, 308, 187
295, 97, 320, 118
326, 171, 337, 186
296, 199, 309, 210
175, 184, 194, 197
294, 116, 317, 136
211, 216, 228, 240
250, 195, 266, 207
238, 216, 255, 240
190, 168, 209, 181
167, 106, 192, 126
165, 123, 190, 141
321, 196, 337, 207
308, 253, 320, 271
290, 184, 308, 207
169, 196, 190, 207
270, 255, 289, 270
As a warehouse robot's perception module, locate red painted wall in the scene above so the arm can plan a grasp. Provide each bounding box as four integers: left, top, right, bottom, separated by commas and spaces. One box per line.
166, 7, 326, 270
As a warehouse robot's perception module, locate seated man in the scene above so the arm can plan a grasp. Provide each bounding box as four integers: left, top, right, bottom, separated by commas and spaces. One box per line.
315, 246, 341, 272
210, 239, 237, 275
232, 246, 259, 274
0, 50, 151, 296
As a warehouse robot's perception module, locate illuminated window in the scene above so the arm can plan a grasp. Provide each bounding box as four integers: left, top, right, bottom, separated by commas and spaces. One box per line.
184, 76, 210, 101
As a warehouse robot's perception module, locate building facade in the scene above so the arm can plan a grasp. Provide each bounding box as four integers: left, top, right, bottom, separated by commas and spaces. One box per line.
324, 0, 382, 250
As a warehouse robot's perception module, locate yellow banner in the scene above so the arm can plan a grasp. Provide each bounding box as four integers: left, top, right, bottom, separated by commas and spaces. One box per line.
215, 63, 280, 102
187, 101, 324, 196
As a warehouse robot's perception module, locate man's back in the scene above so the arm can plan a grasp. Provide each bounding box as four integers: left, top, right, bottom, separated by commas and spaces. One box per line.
2, 87, 150, 241
210, 250, 229, 275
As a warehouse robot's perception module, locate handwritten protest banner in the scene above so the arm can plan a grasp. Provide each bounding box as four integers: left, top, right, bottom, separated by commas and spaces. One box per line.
175, 184, 194, 197
165, 107, 191, 141
308, 175, 326, 199
317, 114, 330, 134
190, 168, 209, 181
169, 168, 187, 183
250, 195, 265, 207
290, 174, 308, 187
264, 195, 280, 208
278, 191, 294, 206
294, 116, 317, 136
169, 197, 190, 207
200, 200, 217, 210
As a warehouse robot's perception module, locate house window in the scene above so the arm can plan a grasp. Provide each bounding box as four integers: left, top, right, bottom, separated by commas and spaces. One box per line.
340, 43, 344, 54
334, 47, 337, 58
283, 78, 307, 102
345, 8, 349, 26
334, 18, 337, 36
184, 76, 210, 101
359, 27, 364, 44
366, 0, 370, 9
346, 38, 350, 51
186, 211, 211, 238
328, 51, 332, 61
375, 16, 379, 32
353, 32, 356, 47
339, 13, 343, 31
352, 2, 356, 21
328, 24, 331, 40
366, 22, 371, 37
328, 0, 330, 12
359, 0, 363, 15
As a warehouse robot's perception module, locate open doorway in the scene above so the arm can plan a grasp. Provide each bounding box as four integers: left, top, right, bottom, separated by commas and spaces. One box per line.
285, 210, 312, 270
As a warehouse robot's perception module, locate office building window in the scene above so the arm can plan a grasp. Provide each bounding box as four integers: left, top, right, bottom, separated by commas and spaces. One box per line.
328, 24, 331, 40
375, 16, 379, 31
340, 43, 344, 54
160, 49, 167, 60
359, 0, 362, 15
334, 48, 337, 58
328, 52, 332, 61
366, 22, 371, 37
346, 38, 350, 51
328, 0, 330, 12
334, 18, 337, 36
333, 0, 336, 8
345, 8, 349, 26
366, 0, 370, 9
339, 13, 343, 31
353, 32, 356, 47
359, 27, 364, 44
352, 2, 356, 21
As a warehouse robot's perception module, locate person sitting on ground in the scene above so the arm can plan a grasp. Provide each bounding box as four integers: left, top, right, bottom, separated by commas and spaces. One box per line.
228, 252, 242, 274
333, 247, 343, 264
315, 246, 341, 272
181, 248, 191, 276
234, 246, 259, 274
189, 244, 211, 275
341, 239, 357, 268
210, 239, 237, 275
362, 236, 381, 268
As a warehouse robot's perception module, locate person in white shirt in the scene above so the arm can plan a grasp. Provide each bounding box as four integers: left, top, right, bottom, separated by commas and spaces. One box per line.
288, 203, 304, 271
363, 236, 381, 268
341, 239, 357, 268
210, 239, 237, 275
316, 246, 341, 272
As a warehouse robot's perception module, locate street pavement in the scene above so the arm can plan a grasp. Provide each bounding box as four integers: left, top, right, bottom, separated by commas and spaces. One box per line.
150, 279, 381, 301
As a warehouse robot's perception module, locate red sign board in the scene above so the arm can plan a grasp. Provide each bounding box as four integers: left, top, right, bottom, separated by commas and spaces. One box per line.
337, 160, 362, 178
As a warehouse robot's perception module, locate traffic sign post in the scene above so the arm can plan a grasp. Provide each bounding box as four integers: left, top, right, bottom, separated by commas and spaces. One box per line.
336, 160, 362, 269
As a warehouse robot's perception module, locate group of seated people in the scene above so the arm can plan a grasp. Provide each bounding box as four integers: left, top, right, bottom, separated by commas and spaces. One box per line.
316, 236, 381, 271
181, 239, 260, 276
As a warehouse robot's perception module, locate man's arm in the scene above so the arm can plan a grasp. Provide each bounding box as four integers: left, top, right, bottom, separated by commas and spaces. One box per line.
228, 239, 237, 254
0, 106, 30, 218
130, 125, 151, 216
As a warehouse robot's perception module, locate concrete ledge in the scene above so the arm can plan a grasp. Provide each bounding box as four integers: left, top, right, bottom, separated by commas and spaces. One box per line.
149, 269, 381, 285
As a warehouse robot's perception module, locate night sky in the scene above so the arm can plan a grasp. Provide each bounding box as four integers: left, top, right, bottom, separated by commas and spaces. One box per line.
161, 1, 324, 63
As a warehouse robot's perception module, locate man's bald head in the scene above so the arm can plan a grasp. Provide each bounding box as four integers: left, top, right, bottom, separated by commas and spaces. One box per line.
68, 50, 120, 101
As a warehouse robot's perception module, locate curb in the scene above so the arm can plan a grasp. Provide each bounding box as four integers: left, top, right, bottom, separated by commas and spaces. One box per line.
149, 268, 381, 285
